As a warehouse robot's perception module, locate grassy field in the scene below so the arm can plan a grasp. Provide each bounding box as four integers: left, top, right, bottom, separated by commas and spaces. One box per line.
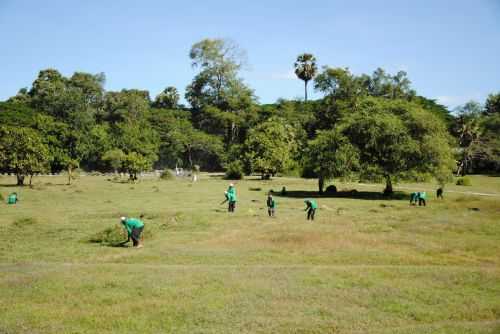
0, 174, 499, 334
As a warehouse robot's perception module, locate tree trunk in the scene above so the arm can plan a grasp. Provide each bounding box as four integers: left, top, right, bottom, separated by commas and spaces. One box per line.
67, 166, 72, 185
318, 175, 324, 194
384, 175, 393, 195
29, 174, 33, 186
16, 174, 25, 186
304, 80, 308, 102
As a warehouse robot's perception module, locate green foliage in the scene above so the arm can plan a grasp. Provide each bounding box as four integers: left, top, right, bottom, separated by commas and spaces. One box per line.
306, 129, 359, 192
224, 160, 244, 180
102, 149, 126, 173
241, 118, 297, 178
456, 177, 472, 186
122, 152, 151, 181
485, 92, 500, 115
0, 126, 50, 185
294, 53, 317, 101
153, 86, 180, 109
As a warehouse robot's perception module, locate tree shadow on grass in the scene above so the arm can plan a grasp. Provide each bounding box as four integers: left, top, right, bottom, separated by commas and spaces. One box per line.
274, 190, 408, 201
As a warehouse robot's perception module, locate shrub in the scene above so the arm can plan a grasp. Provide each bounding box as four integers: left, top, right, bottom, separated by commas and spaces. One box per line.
456, 177, 472, 186
0, 193, 3, 202
160, 170, 174, 180
225, 161, 244, 180
325, 185, 337, 194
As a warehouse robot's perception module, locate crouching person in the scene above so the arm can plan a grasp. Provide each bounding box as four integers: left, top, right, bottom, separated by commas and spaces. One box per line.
121, 215, 145, 248
304, 199, 318, 221
7, 192, 18, 205
418, 192, 427, 206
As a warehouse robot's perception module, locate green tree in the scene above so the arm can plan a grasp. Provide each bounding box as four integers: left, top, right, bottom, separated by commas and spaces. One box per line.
241, 118, 297, 179
0, 126, 50, 185
102, 149, 126, 173
153, 86, 180, 109
485, 92, 500, 115
341, 97, 455, 194
305, 130, 359, 193
123, 152, 151, 181
294, 53, 318, 102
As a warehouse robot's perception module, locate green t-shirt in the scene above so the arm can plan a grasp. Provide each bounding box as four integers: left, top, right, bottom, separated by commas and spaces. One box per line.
227, 187, 237, 202
418, 192, 427, 200
7, 194, 17, 204
305, 200, 317, 210
122, 218, 144, 235
267, 197, 276, 208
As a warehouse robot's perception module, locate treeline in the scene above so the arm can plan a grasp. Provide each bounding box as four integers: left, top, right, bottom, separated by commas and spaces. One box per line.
1, 38, 499, 191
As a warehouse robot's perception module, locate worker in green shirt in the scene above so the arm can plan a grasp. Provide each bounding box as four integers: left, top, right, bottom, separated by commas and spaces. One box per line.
227, 183, 237, 212
120, 215, 145, 248
7, 192, 18, 205
409, 192, 418, 205
304, 199, 318, 221
418, 192, 427, 206
267, 193, 276, 217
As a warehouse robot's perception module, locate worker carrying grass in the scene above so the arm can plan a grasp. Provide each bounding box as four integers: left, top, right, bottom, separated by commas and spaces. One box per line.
120, 215, 145, 248
304, 199, 317, 221
7, 192, 18, 205
267, 193, 276, 217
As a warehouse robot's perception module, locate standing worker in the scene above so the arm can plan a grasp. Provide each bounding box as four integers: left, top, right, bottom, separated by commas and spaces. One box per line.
267, 193, 276, 217
7, 192, 18, 205
436, 188, 444, 199
227, 183, 237, 213
304, 199, 318, 221
120, 215, 145, 248
418, 192, 427, 206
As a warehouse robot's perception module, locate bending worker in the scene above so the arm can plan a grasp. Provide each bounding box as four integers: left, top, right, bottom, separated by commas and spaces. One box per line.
120, 215, 145, 248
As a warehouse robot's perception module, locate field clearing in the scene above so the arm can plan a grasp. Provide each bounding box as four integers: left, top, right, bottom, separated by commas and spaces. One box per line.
1, 174, 499, 333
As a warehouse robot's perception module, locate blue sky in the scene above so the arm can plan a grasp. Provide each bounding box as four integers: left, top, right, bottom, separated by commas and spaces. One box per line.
1, 0, 499, 109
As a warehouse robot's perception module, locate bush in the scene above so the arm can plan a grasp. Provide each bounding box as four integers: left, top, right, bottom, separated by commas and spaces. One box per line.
160, 170, 174, 180
0, 193, 3, 202
456, 177, 472, 186
225, 161, 244, 180
325, 185, 337, 194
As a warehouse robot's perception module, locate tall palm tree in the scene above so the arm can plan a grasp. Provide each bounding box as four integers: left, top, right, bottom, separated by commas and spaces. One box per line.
294, 53, 317, 102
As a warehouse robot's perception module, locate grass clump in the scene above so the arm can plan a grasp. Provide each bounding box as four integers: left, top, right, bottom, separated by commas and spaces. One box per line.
12, 217, 38, 227
88, 223, 154, 246
456, 177, 472, 186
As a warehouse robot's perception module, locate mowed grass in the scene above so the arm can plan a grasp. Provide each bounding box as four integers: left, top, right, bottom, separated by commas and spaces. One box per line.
0, 174, 499, 333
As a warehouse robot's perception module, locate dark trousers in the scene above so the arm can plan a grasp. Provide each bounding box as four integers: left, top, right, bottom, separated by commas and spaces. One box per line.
307, 208, 316, 220
131, 226, 144, 246
228, 201, 236, 212
268, 208, 275, 217
418, 198, 426, 206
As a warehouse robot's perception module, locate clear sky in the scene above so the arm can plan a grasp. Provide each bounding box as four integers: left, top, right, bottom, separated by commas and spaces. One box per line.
1, 0, 499, 109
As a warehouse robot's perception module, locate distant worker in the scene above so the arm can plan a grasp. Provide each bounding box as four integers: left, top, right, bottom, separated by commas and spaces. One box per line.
436, 188, 444, 199
304, 199, 318, 221
120, 215, 145, 248
227, 183, 237, 213
267, 193, 276, 217
7, 192, 18, 205
409, 192, 418, 205
418, 192, 427, 206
